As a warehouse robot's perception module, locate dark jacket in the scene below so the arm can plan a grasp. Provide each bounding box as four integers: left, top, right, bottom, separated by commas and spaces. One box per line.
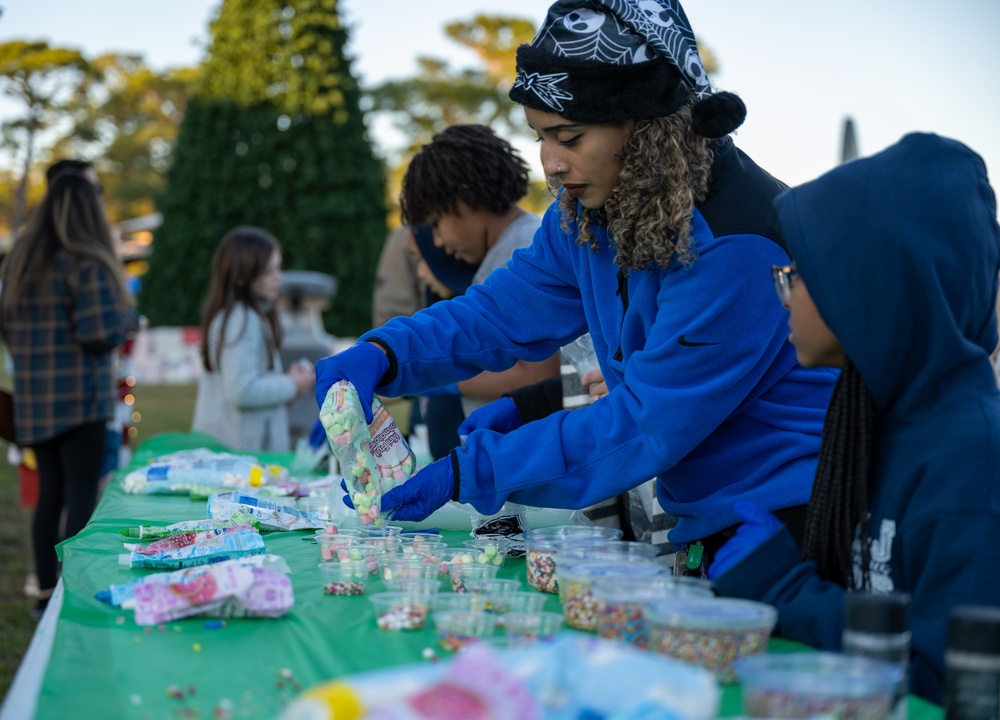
714, 133, 1000, 703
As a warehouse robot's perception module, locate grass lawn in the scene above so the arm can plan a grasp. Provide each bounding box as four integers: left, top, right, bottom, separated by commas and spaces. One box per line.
0, 383, 198, 703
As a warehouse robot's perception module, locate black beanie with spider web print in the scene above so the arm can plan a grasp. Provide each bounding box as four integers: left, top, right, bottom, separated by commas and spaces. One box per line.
510, 0, 746, 138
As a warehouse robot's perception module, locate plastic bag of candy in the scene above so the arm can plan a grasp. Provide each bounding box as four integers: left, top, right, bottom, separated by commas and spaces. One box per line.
319, 380, 415, 526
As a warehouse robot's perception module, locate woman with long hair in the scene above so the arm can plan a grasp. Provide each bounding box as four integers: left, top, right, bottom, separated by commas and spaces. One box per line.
708, 134, 1000, 702
191, 226, 313, 452
310, 0, 839, 570
0, 169, 138, 618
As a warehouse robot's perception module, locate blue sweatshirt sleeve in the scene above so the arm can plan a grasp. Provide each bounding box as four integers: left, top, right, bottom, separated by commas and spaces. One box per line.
455, 227, 797, 514
713, 527, 846, 649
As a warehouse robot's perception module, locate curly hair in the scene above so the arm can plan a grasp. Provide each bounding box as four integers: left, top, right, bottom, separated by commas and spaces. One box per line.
553, 98, 713, 271
400, 125, 530, 227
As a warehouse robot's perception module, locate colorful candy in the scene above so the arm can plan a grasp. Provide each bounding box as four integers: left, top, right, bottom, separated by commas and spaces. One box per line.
323, 580, 365, 596
648, 626, 771, 683
376, 604, 428, 631
526, 549, 558, 593
743, 690, 891, 720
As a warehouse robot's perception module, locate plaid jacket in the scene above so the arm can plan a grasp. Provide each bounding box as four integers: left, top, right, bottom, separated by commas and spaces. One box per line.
0, 250, 138, 445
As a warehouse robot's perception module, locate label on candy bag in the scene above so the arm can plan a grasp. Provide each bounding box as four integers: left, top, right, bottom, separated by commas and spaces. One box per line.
320, 380, 416, 526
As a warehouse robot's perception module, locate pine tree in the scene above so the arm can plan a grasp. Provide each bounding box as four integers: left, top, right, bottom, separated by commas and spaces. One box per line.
141, 0, 386, 336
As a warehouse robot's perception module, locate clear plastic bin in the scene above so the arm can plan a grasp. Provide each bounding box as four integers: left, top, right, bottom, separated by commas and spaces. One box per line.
645, 597, 777, 682
593, 574, 713, 649
556, 559, 664, 631
523, 525, 623, 593
735, 652, 903, 719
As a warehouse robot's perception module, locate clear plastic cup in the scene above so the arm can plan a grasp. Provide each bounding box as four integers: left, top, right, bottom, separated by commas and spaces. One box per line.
461, 537, 509, 567
735, 652, 904, 719
523, 525, 623, 594
381, 557, 442, 583
555, 559, 664, 631
503, 611, 565, 646
431, 593, 491, 614
466, 578, 521, 597
593, 574, 713, 649
443, 560, 499, 593
316, 533, 361, 562
382, 576, 442, 594
487, 591, 548, 626
369, 591, 434, 631
399, 537, 447, 561
317, 560, 368, 596
644, 597, 777, 682
433, 611, 497, 652
358, 524, 403, 537
557, 540, 662, 565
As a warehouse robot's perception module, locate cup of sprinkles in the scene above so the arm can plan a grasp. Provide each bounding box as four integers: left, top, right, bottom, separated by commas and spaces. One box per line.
643, 597, 777, 683
735, 652, 904, 720
522, 525, 623, 594
317, 560, 368, 596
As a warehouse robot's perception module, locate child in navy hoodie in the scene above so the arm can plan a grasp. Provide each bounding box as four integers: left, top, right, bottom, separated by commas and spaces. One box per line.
709, 133, 1000, 702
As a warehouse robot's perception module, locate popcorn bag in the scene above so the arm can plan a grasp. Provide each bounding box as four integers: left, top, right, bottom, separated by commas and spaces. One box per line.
320, 380, 415, 526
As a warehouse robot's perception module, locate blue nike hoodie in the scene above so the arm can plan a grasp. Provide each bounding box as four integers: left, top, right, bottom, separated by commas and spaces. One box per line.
363, 140, 837, 543
713, 133, 1000, 702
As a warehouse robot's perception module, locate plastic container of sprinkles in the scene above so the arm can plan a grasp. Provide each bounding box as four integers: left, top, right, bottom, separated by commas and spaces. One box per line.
644, 597, 777, 682
735, 652, 903, 720
555, 560, 664, 631
592, 574, 713, 649
318, 560, 369, 596
523, 525, 623, 594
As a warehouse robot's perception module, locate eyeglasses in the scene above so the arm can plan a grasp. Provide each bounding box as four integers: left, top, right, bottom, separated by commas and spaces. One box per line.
771, 265, 799, 306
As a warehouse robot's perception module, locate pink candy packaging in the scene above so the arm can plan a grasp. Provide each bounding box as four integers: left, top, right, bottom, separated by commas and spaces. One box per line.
132, 563, 293, 626
319, 380, 415, 526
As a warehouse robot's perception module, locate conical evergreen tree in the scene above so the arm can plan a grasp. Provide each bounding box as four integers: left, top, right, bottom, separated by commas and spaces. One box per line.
141, 0, 386, 336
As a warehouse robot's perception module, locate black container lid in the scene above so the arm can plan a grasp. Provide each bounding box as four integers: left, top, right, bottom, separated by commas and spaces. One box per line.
948, 606, 1000, 655
844, 592, 911, 634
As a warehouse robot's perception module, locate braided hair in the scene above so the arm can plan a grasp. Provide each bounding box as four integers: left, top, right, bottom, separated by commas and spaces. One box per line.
800, 357, 876, 589
400, 125, 530, 227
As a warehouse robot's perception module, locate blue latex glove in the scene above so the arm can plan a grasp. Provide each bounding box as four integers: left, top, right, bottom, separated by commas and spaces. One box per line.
314, 342, 389, 424
308, 418, 326, 449
708, 501, 784, 580
381, 455, 455, 522
457, 396, 522, 437
340, 478, 354, 510
420, 383, 460, 397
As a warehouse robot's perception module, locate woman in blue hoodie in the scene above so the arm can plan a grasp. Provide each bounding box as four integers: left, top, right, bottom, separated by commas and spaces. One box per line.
314, 0, 838, 572
709, 133, 1000, 702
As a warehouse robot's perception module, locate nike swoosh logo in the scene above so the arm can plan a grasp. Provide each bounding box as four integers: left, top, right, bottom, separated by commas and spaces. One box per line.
677, 335, 720, 347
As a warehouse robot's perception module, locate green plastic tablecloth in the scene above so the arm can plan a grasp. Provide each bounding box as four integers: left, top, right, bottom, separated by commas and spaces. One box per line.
33, 433, 944, 720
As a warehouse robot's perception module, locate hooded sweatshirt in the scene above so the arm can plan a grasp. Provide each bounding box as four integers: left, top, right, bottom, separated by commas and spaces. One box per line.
713, 133, 1000, 702
362, 140, 837, 544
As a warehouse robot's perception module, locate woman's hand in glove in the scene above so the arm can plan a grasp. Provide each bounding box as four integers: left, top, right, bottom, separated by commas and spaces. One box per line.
381, 455, 456, 522
314, 342, 389, 423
